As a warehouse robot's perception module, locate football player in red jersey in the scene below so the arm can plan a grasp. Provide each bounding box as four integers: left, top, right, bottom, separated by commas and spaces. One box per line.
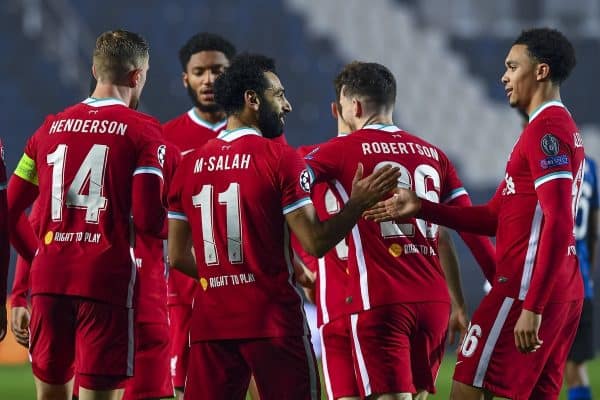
162, 32, 236, 399
7, 30, 167, 400
167, 53, 400, 400
305, 62, 495, 400
366, 28, 583, 400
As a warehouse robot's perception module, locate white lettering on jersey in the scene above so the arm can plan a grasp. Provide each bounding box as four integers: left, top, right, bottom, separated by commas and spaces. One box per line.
502, 173, 516, 196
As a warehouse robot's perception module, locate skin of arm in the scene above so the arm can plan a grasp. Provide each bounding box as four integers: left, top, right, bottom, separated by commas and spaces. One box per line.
287, 164, 400, 258
438, 227, 468, 345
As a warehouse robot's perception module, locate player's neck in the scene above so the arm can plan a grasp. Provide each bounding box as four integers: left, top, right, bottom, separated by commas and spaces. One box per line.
194, 108, 226, 124
359, 112, 393, 130
225, 115, 260, 134
91, 84, 131, 107
525, 85, 561, 117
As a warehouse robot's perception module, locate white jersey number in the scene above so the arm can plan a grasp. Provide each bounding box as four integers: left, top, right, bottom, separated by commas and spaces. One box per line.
192, 183, 243, 266
460, 323, 482, 357
324, 187, 349, 260
374, 161, 440, 240
47, 144, 109, 224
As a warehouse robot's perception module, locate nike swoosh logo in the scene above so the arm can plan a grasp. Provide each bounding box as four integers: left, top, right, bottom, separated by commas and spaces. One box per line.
455, 361, 463, 366
181, 149, 194, 156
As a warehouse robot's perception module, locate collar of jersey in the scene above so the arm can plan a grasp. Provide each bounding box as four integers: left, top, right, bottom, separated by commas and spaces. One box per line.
217, 127, 262, 142
82, 97, 127, 107
363, 123, 402, 133
528, 100, 566, 123
188, 108, 227, 131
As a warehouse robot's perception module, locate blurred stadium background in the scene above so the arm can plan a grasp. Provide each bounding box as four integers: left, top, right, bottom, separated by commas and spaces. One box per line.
0, 0, 599, 397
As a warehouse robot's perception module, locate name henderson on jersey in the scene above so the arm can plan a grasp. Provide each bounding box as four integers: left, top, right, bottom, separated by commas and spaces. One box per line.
48, 118, 128, 136
193, 153, 251, 173
361, 141, 439, 161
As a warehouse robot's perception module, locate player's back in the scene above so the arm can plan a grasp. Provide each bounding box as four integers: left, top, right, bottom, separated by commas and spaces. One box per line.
169, 128, 310, 341
27, 97, 164, 307
306, 124, 465, 312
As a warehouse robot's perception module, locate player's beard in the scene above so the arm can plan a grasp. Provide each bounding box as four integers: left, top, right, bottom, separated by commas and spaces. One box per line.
258, 99, 284, 139
186, 85, 222, 113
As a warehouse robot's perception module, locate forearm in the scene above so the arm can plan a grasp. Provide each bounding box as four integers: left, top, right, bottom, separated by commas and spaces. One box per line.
10, 257, 29, 308
169, 252, 198, 279
419, 200, 498, 236
438, 230, 466, 309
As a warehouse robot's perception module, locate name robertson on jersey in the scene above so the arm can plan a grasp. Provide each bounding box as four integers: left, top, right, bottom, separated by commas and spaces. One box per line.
194, 153, 251, 173
48, 119, 128, 136
362, 141, 439, 161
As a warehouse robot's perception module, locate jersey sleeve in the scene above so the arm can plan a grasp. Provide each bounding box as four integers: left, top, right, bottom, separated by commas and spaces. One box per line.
302, 138, 344, 185
522, 124, 574, 190
439, 153, 469, 204
167, 157, 188, 222
278, 145, 312, 215
521, 122, 580, 313
132, 140, 166, 236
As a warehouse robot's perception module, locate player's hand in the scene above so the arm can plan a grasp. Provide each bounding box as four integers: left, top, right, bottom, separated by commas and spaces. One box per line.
363, 188, 421, 222
292, 254, 316, 289
0, 303, 7, 342
448, 305, 468, 346
350, 163, 401, 210
11, 306, 30, 348
514, 309, 543, 353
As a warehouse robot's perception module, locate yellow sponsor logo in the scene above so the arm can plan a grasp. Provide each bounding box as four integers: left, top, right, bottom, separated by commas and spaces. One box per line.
44, 231, 53, 245
199, 277, 208, 291
388, 243, 403, 257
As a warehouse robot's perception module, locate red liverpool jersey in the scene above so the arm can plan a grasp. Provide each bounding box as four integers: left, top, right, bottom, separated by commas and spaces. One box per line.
132, 142, 180, 323
168, 127, 311, 341
493, 102, 584, 309
15, 97, 165, 307
305, 124, 473, 313
163, 109, 226, 306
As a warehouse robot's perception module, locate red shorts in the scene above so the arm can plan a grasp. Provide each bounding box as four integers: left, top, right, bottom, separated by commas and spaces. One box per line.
168, 303, 192, 389
123, 322, 174, 400
320, 317, 359, 399
350, 302, 450, 397
453, 290, 582, 400
30, 295, 133, 390
184, 336, 320, 400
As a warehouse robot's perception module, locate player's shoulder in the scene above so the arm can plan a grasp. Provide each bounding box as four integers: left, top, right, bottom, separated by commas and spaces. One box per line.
162, 112, 188, 131
526, 102, 575, 136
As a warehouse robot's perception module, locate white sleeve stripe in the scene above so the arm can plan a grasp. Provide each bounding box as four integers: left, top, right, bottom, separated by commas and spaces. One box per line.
133, 167, 164, 179
168, 211, 188, 221
443, 187, 468, 203
534, 171, 573, 189
283, 197, 313, 215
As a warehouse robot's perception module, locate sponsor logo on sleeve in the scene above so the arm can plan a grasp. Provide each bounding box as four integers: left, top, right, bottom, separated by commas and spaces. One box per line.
540, 154, 569, 169
299, 169, 311, 192
541, 133, 560, 156
157, 144, 166, 167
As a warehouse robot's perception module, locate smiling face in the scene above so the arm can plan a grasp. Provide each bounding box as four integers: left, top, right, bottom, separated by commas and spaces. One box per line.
257, 71, 292, 138
501, 44, 539, 112
183, 50, 230, 112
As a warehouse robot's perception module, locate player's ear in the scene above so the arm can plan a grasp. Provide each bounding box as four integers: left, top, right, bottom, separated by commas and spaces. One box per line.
245, 90, 260, 111
331, 102, 339, 119
182, 72, 189, 88
128, 68, 142, 88
353, 98, 363, 118
535, 62, 551, 82
91, 65, 98, 80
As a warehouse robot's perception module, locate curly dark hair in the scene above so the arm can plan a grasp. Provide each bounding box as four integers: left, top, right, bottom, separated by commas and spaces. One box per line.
513, 28, 576, 84
213, 53, 276, 115
178, 32, 236, 71
334, 61, 396, 109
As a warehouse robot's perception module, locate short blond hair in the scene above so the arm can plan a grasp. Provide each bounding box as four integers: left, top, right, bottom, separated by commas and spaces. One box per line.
93, 29, 149, 83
